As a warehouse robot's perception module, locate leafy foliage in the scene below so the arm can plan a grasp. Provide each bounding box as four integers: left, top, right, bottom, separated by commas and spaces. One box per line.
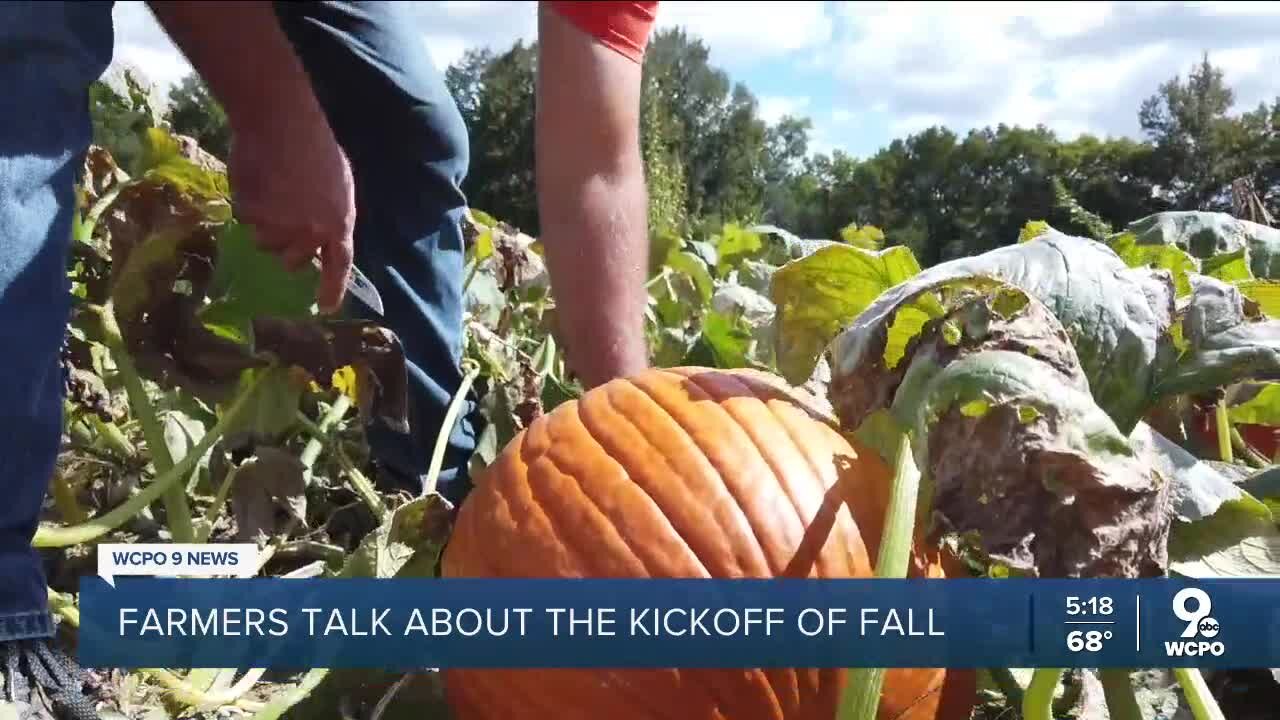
48, 37, 1280, 720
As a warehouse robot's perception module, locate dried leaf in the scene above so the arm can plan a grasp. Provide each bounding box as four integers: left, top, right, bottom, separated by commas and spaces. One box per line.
252, 318, 409, 435
891, 293, 1171, 578
230, 447, 307, 543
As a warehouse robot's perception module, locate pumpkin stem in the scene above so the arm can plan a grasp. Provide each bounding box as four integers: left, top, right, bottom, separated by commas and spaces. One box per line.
836, 432, 921, 720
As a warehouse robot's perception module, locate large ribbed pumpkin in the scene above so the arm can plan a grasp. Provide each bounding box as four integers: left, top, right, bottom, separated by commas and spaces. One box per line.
442, 367, 975, 720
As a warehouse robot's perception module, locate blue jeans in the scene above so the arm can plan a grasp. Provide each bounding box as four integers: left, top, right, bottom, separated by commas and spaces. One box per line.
0, 1, 478, 641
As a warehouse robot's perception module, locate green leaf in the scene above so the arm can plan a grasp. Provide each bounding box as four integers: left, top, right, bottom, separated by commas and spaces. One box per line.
666, 250, 714, 305
1239, 466, 1280, 508
1018, 220, 1052, 244
464, 269, 504, 327
540, 373, 580, 414
1123, 210, 1280, 280
1229, 383, 1280, 426
472, 228, 494, 263
769, 243, 923, 385
829, 232, 1175, 435
649, 227, 684, 276
1237, 280, 1280, 318
684, 311, 753, 369
135, 127, 230, 204
338, 494, 453, 579
1202, 249, 1252, 284
1130, 422, 1263, 524
1170, 523, 1280, 579
198, 223, 320, 345
1109, 231, 1199, 297
220, 366, 305, 446
468, 208, 499, 228
850, 409, 906, 467
1156, 274, 1280, 397
839, 223, 886, 250
714, 223, 763, 276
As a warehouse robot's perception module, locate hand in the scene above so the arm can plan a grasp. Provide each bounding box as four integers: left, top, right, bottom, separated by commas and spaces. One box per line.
227, 116, 356, 314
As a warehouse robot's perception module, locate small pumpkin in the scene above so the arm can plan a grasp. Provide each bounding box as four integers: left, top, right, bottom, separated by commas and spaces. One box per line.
442, 367, 975, 720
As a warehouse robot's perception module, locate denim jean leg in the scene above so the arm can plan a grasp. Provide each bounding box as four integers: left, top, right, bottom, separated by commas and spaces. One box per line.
272, 2, 482, 505
0, 1, 114, 640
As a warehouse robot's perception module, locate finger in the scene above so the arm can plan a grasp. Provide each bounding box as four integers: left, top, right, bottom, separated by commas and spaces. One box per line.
317, 236, 354, 315
282, 241, 320, 272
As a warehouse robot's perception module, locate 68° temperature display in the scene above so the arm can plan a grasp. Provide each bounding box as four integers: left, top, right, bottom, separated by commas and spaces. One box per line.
1067, 629, 1113, 652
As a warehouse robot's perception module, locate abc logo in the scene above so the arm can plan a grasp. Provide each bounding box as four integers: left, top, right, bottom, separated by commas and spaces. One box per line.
1167, 588, 1224, 657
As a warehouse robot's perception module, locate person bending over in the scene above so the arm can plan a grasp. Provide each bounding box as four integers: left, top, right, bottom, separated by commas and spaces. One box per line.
0, 1, 656, 717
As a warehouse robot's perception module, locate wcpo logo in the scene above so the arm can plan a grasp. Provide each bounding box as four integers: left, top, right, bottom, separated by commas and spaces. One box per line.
1165, 588, 1224, 657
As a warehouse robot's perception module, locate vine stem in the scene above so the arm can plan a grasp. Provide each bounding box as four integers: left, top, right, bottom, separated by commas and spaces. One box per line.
987, 668, 1023, 706
1099, 669, 1143, 720
1214, 398, 1233, 464
423, 360, 480, 496
1231, 427, 1270, 469
836, 433, 920, 720
193, 461, 240, 544
1022, 668, 1064, 720
139, 668, 265, 712
336, 443, 387, 522
47, 588, 80, 628
93, 302, 195, 543
1175, 668, 1227, 720
299, 393, 352, 472
293, 395, 385, 521
33, 367, 268, 547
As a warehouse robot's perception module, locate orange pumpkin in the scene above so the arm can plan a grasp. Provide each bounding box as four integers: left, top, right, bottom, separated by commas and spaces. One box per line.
442, 367, 975, 720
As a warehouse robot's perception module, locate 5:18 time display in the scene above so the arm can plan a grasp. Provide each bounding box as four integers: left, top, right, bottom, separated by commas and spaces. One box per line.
1066, 596, 1114, 616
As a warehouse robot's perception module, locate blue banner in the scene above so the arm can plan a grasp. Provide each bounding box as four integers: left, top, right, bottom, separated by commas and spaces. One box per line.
77, 577, 1280, 669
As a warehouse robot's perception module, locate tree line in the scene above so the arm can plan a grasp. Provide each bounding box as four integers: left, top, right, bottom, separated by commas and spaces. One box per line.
97, 28, 1279, 268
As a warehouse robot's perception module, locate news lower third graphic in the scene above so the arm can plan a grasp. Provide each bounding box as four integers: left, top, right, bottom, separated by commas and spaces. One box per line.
78, 544, 1279, 669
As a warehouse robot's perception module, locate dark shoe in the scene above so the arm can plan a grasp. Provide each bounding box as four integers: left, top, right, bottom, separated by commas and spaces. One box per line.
0, 638, 100, 720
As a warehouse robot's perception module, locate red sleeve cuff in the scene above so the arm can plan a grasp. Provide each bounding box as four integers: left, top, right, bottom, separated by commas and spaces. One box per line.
543, 1, 660, 63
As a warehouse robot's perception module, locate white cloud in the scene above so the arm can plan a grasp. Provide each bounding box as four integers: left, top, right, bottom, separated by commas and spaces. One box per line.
107, 3, 190, 93
817, 1, 1280, 147
758, 95, 811, 124
654, 1, 831, 65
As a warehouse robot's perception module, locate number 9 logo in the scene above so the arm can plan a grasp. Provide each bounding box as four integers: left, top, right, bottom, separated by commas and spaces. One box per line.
1172, 588, 1212, 638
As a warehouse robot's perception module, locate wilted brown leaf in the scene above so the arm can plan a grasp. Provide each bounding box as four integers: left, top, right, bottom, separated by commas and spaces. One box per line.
231, 446, 308, 544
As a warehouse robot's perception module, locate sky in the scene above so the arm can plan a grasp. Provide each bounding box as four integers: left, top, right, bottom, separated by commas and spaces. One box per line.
108, 1, 1280, 159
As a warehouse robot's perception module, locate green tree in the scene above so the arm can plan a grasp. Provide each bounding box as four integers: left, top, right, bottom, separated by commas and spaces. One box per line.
1139, 53, 1242, 210
640, 72, 689, 237
89, 69, 158, 172
445, 44, 539, 231
165, 74, 231, 160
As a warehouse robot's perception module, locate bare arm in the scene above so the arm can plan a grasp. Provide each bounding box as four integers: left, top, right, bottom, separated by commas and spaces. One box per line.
535, 5, 651, 388
146, 1, 354, 312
